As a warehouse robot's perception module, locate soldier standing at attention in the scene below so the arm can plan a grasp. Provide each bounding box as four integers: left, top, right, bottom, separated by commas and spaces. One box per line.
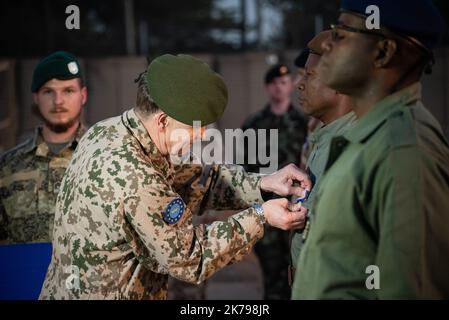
241, 64, 308, 299
0, 51, 87, 244
39, 54, 310, 300
293, 0, 449, 299
289, 30, 357, 285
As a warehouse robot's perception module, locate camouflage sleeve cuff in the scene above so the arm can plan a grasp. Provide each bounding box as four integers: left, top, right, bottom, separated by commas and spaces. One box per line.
241, 171, 265, 206
232, 206, 265, 243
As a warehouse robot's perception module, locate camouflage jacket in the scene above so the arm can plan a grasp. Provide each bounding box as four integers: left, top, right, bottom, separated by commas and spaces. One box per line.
241, 104, 307, 173
39, 108, 265, 300
0, 125, 86, 244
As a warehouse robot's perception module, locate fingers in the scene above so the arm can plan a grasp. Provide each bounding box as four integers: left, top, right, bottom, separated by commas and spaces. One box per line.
285, 164, 312, 191
288, 201, 302, 212
264, 198, 308, 230
274, 197, 290, 208
288, 186, 308, 199
290, 221, 306, 230
289, 208, 307, 222
283, 207, 307, 230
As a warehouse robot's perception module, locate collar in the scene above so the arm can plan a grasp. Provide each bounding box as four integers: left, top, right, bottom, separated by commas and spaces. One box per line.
309, 111, 356, 145
121, 108, 170, 175
22, 123, 87, 157
345, 83, 422, 143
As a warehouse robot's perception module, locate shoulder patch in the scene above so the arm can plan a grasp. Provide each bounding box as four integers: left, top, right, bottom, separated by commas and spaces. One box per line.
163, 198, 185, 224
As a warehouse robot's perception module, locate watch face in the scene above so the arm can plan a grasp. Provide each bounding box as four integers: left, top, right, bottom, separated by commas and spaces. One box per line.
254, 204, 263, 215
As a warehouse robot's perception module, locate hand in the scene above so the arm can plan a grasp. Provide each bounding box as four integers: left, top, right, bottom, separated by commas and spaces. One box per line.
260, 163, 312, 197
262, 198, 308, 231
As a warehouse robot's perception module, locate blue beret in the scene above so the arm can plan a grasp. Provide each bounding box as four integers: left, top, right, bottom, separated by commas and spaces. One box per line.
31, 51, 82, 92
340, 0, 446, 50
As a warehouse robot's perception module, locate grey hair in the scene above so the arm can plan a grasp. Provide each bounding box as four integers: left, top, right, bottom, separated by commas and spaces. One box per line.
135, 71, 160, 118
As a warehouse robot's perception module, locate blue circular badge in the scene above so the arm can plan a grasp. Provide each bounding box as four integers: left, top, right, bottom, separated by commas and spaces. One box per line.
163, 198, 185, 224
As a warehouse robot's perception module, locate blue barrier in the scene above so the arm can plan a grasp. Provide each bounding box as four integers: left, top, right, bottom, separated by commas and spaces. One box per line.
0, 243, 52, 300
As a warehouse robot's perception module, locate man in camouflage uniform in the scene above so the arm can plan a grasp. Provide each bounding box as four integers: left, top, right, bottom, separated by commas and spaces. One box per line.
241, 64, 307, 299
0, 51, 87, 244
39, 54, 310, 300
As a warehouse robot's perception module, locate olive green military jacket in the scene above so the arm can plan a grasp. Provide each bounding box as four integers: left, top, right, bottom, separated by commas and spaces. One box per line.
293, 83, 449, 299
39, 109, 266, 300
290, 111, 356, 268
0, 125, 86, 244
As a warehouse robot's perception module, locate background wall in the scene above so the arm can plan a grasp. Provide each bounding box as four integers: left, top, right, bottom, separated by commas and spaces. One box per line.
1, 49, 448, 152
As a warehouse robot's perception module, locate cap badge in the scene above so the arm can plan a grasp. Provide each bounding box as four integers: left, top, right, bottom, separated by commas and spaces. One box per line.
68, 61, 79, 75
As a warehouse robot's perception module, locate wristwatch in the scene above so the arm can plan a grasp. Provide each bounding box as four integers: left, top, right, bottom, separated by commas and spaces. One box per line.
253, 203, 266, 223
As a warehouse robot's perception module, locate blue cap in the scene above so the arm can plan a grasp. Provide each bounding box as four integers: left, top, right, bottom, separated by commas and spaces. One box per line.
340, 0, 446, 51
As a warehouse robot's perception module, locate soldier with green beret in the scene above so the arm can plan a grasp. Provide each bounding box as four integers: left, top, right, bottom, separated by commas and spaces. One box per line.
293, 0, 449, 299
0, 51, 87, 244
39, 54, 310, 300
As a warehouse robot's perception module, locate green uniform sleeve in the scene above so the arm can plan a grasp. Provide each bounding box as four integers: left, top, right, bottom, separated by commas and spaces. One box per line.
373, 146, 449, 299
124, 171, 265, 285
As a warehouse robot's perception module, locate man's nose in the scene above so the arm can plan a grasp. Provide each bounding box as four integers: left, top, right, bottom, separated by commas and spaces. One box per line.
322, 36, 332, 53
54, 91, 64, 105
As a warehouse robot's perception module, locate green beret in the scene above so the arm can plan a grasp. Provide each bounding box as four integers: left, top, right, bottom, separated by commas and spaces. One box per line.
146, 54, 228, 126
31, 51, 82, 92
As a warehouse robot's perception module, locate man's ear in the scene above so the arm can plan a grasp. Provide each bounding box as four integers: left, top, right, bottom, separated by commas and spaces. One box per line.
374, 38, 397, 68
155, 112, 168, 131
32, 93, 39, 105
80, 86, 88, 106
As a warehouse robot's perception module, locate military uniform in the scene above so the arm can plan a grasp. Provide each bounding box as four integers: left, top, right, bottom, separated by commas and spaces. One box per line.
290, 111, 356, 269
242, 102, 307, 299
39, 109, 266, 300
293, 84, 449, 299
242, 104, 307, 174
0, 126, 86, 244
